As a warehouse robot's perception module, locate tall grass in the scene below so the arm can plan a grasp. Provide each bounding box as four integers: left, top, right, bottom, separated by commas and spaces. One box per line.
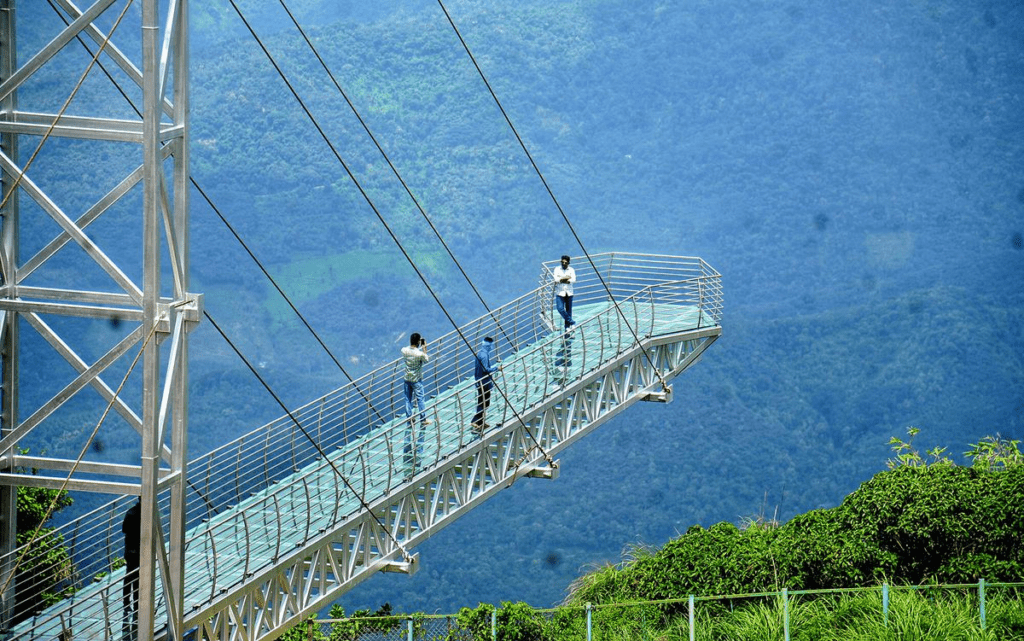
585, 588, 1024, 641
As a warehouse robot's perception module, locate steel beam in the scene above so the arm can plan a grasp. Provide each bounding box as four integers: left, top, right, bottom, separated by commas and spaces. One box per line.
0, 1, 195, 639
188, 328, 718, 640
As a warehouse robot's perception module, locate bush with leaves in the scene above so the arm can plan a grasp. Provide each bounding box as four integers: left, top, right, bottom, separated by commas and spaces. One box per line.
11, 454, 75, 624
566, 431, 1024, 608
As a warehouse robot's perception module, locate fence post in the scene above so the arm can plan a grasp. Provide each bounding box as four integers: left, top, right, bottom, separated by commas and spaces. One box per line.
688, 595, 695, 641
882, 583, 889, 627
586, 602, 592, 641
782, 588, 790, 641
491, 607, 497, 641
407, 617, 413, 641
979, 578, 986, 631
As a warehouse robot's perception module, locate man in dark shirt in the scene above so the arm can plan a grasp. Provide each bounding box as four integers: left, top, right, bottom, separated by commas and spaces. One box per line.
122, 499, 141, 634
472, 337, 498, 432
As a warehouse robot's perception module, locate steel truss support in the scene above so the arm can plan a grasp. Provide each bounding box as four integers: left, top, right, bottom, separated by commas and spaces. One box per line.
0, 1, 196, 639
192, 327, 719, 641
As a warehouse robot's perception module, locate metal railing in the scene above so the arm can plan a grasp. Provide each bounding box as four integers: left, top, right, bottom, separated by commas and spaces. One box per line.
297, 581, 1023, 641
4, 253, 722, 633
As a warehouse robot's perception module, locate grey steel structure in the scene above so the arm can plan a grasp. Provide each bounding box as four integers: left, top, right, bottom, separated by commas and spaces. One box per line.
0, 4, 723, 641
0, 1, 195, 640
3, 253, 722, 640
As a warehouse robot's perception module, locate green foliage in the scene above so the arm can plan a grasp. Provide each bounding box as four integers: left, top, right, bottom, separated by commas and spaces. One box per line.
887, 426, 954, 469
679, 589, 1024, 641
566, 433, 1024, 609
966, 435, 1024, 471
453, 601, 549, 641
453, 603, 495, 641
278, 617, 320, 641
11, 452, 76, 624
16, 483, 73, 534
495, 601, 546, 641
282, 603, 402, 641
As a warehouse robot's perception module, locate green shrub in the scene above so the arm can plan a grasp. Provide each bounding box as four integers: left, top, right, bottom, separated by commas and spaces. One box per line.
567, 433, 1024, 605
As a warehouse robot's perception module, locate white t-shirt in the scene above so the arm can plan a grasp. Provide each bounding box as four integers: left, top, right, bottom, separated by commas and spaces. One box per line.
552, 264, 576, 298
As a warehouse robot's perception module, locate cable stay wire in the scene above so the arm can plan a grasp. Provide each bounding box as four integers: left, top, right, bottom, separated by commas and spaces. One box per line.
16, 0, 223, 525
188, 179, 392, 428
0, 0, 133, 213
0, 320, 158, 596
227, 0, 556, 468
38, 0, 407, 546
202, 309, 415, 561
274, 0, 518, 352
436, 0, 672, 391
42, 0, 546, 546
42, 2, 392, 431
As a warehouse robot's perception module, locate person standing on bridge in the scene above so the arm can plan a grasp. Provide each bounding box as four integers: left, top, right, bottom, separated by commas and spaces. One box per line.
121, 498, 141, 638
553, 254, 576, 332
401, 332, 431, 475
471, 337, 499, 433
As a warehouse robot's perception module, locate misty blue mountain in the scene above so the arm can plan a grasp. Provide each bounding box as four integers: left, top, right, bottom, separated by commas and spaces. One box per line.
13, 0, 1023, 615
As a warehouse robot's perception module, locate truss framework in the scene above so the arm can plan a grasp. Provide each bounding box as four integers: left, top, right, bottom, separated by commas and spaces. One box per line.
0, 1, 196, 639
193, 327, 718, 641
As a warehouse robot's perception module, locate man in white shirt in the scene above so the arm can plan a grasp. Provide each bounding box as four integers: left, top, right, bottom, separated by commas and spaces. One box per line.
552, 254, 576, 331
401, 332, 431, 475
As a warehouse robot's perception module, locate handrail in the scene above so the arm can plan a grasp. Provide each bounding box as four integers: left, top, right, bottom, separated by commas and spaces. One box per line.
314, 580, 1024, 640
3, 253, 722, 630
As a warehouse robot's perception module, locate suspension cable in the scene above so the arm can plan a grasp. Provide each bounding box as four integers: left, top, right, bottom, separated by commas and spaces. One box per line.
275, 0, 518, 351
44, 1, 391, 429
227, 0, 556, 467
188, 179, 395, 427
0, 0, 133, 213
202, 310, 413, 560
436, 0, 672, 390
0, 319, 157, 596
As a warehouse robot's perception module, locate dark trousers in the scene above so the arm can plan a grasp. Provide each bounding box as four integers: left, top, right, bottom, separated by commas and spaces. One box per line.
473, 378, 492, 425
123, 552, 139, 624
555, 294, 574, 329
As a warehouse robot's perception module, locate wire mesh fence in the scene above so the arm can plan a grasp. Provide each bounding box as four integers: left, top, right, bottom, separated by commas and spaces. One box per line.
288, 581, 1023, 641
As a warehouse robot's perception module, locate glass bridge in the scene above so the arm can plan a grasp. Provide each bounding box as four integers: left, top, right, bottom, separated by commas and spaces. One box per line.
7, 252, 722, 641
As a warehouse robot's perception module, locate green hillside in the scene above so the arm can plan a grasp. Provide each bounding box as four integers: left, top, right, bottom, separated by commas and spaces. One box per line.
15, 0, 1023, 617
566, 433, 1024, 609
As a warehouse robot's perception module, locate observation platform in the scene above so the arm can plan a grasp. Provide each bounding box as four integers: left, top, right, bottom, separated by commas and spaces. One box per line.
7, 253, 721, 641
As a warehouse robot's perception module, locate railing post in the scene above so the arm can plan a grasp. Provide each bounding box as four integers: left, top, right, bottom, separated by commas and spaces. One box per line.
979, 578, 986, 631
688, 595, 695, 641
697, 278, 704, 328
586, 602, 592, 641
782, 588, 790, 641
882, 583, 889, 627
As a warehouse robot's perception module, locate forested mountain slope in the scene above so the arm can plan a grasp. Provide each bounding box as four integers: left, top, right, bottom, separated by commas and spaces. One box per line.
14, 0, 1023, 614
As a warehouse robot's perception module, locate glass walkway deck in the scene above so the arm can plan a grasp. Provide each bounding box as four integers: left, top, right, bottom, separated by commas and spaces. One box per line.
8, 253, 722, 641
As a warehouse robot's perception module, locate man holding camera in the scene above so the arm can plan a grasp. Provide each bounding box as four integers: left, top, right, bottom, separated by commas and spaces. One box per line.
401, 332, 431, 475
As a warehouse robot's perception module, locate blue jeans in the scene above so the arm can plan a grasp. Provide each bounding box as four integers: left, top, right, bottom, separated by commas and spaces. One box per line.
555, 294, 574, 329
403, 380, 425, 468
404, 379, 426, 423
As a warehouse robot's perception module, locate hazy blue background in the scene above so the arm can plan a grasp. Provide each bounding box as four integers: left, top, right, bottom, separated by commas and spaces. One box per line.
15, 0, 1023, 616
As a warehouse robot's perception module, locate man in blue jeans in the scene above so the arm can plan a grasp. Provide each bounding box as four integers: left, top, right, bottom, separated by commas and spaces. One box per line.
401, 332, 431, 476
553, 254, 576, 331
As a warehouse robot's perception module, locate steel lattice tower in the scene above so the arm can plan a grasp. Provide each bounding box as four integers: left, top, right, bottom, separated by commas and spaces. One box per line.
0, 1, 196, 639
